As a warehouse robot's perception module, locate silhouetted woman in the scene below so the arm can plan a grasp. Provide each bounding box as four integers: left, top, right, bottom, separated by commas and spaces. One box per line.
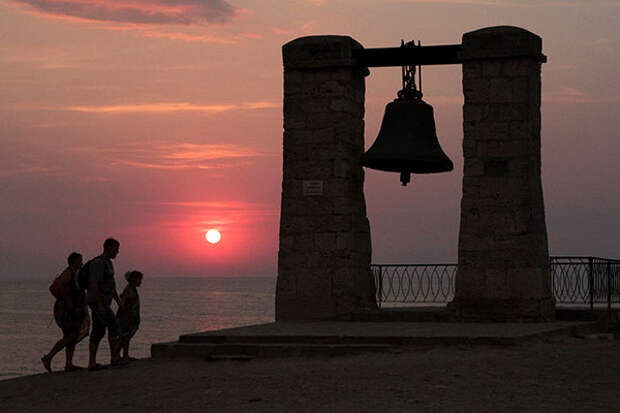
42, 252, 90, 372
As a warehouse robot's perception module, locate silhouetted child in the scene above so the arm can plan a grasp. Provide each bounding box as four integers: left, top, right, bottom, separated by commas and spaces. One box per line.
117, 270, 143, 362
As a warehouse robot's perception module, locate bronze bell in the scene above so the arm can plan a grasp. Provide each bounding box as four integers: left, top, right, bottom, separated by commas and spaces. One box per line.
361, 96, 453, 185
360, 40, 453, 186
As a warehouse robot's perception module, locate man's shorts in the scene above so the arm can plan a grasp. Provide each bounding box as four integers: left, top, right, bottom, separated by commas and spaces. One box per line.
89, 303, 120, 344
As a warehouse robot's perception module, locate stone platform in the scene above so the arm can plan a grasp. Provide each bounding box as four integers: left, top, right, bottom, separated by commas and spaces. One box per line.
151, 318, 599, 361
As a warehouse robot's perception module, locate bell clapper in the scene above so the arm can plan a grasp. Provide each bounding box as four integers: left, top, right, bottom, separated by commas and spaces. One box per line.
400, 171, 411, 186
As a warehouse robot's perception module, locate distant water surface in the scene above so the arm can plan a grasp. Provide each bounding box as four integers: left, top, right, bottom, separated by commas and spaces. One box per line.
0, 277, 275, 380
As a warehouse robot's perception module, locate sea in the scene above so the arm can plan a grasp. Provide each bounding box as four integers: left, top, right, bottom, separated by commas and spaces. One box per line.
0, 277, 276, 380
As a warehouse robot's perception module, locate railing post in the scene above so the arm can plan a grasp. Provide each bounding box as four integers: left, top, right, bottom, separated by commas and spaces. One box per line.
378, 265, 383, 309
607, 260, 612, 314
550, 258, 555, 300
589, 257, 594, 312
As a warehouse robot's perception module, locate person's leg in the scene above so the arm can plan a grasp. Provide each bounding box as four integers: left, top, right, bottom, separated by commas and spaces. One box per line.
121, 338, 130, 361
42, 330, 75, 372
42, 302, 69, 372
65, 342, 76, 370
88, 341, 99, 369
88, 308, 105, 369
42, 338, 64, 372
105, 308, 122, 364
109, 335, 120, 364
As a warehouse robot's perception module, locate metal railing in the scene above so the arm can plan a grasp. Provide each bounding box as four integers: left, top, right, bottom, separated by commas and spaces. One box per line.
372, 256, 620, 309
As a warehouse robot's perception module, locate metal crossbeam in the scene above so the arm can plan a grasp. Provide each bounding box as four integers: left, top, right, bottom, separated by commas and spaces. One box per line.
354, 44, 463, 67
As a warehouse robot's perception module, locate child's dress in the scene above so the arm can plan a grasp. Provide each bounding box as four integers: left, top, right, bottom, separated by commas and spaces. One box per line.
117, 284, 140, 341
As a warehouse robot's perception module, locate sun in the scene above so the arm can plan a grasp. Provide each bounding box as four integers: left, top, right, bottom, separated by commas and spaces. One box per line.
205, 229, 221, 244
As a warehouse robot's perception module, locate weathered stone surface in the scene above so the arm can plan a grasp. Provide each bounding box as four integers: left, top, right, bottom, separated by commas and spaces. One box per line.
459, 26, 546, 63
449, 26, 555, 321
277, 36, 376, 320
282, 36, 363, 69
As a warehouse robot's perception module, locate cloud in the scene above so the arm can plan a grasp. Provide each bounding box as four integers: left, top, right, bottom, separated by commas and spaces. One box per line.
151, 200, 280, 231
392, 0, 618, 7
542, 86, 620, 104
154, 200, 277, 211
63, 101, 281, 114
0, 165, 56, 179
72, 142, 277, 170
11, 0, 239, 25
272, 21, 316, 37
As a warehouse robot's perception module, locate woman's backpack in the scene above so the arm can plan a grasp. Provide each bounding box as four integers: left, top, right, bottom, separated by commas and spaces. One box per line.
49, 272, 70, 299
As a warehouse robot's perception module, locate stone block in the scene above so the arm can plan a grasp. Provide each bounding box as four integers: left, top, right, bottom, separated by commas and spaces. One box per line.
464, 121, 510, 141
333, 196, 353, 215
278, 249, 309, 268
512, 77, 529, 103
283, 69, 304, 83
335, 232, 354, 250
477, 139, 529, 158
319, 80, 345, 97
283, 36, 363, 69
485, 269, 511, 299
307, 111, 346, 129
283, 114, 306, 130
462, 138, 477, 158
279, 235, 295, 250
301, 98, 332, 113
463, 78, 490, 103
314, 232, 337, 251
509, 121, 534, 141
296, 271, 332, 298
461, 26, 545, 62
283, 196, 334, 216
288, 161, 333, 179
463, 157, 484, 176
463, 103, 486, 122
509, 268, 545, 298
333, 160, 351, 178
311, 127, 335, 144
503, 59, 540, 77
462, 61, 482, 78
498, 103, 529, 121
481, 61, 502, 77
329, 99, 345, 112
489, 78, 513, 102
276, 272, 297, 295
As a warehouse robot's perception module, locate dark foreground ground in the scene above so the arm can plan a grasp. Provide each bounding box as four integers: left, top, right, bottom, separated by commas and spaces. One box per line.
1, 336, 619, 412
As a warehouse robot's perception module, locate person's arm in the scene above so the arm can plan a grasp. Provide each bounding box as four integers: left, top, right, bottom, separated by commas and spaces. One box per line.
89, 259, 106, 315
119, 288, 134, 313
58, 268, 74, 309
112, 279, 123, 310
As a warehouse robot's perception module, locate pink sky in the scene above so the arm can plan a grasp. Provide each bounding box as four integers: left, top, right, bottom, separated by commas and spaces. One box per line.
1, 0, 619, 279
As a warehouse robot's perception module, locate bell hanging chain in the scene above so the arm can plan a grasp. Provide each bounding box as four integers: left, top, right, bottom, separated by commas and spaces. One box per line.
397, 40, 423, 101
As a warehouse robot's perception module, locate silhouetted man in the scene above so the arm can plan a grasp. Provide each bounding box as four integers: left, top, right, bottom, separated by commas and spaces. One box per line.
87, 238, 123, 370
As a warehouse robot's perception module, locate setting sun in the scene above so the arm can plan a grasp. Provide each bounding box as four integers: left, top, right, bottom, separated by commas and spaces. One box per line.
205, 229, 221, 244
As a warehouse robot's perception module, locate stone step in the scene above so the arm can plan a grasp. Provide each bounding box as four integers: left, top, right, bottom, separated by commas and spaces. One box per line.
208, 354, 257, 361
178, 333, 556, 346
180, 334, 419, 345
151, 342, 392, 360
348, 308, 451, 322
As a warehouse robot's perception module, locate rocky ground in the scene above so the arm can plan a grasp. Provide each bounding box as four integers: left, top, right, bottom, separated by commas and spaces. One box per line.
1, 336, 619, 412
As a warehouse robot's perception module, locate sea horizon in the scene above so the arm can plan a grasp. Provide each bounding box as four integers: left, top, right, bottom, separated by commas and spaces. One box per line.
0, 277, 276, 380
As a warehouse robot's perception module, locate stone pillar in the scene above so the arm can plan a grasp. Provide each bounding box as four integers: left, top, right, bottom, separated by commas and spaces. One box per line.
276, 36, 376, 320
449, 26, 555, 321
